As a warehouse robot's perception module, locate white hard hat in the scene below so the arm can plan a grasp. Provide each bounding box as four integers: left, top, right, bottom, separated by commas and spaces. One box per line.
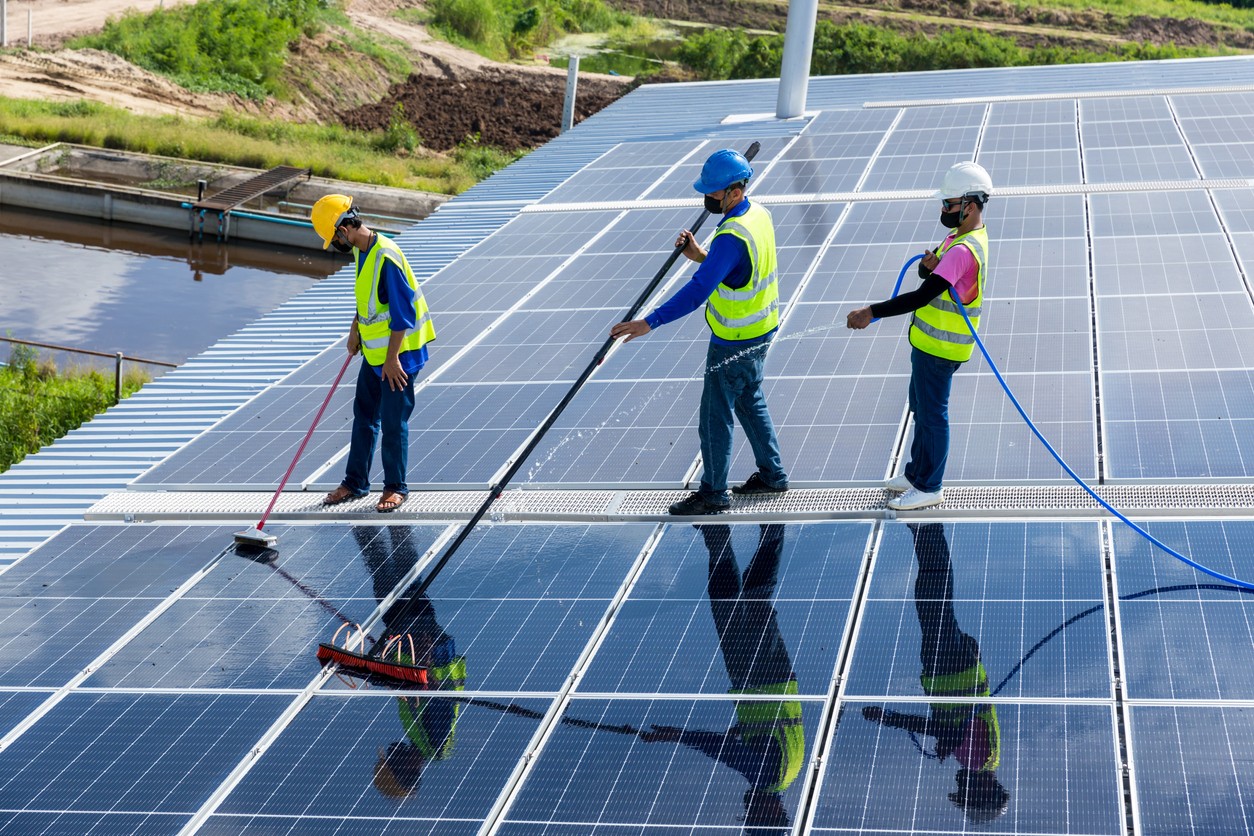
935, 161, 993, 201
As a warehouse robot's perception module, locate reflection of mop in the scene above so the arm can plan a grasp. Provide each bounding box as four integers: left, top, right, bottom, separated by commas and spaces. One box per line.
318, 142, 764, 686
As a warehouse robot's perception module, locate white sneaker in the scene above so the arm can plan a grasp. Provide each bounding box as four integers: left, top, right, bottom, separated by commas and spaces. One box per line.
884, 474, 912, 494
887, 486, 944, 511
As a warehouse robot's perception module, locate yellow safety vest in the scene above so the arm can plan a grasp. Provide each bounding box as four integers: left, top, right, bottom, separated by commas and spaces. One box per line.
704, 203, 781, 342
920, 661, 1001, 772
396, 656, 466, 760
908, 226, 989, 363
732, 679, 805, 793
355, 235, 436, 367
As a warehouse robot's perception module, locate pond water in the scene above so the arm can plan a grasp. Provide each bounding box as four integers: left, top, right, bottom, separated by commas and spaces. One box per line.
0, 207, 348, 371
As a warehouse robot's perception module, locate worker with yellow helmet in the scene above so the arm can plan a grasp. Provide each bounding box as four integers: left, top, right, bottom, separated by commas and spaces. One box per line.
312, 194, 436, 513
846, 161, 993, 511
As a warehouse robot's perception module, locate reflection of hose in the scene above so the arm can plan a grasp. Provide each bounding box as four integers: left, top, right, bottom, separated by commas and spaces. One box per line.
990, 582, 1254, 696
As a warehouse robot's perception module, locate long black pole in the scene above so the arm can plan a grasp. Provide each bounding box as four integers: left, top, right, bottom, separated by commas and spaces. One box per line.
364, 140, 762, 657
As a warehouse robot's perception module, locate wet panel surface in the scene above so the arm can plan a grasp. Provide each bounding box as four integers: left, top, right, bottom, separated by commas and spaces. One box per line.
218, 695, 550, 824
0, 693, 288, 814
505, 698, 824, 832
813, 702, 1122, 834
1130, 705, 1254, 836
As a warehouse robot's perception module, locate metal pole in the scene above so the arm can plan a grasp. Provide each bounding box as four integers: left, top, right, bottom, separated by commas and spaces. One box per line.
561, 56, 579, 133
1, 0, 8, 49
28, 8, 32, 46
114, 353, 123, 404
776, 0, 818, 119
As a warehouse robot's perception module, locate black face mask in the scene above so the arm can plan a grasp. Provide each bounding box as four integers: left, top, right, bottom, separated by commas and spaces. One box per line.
940, 208, 963, 229
330, 238, 353, 253
704, 194, 725, 215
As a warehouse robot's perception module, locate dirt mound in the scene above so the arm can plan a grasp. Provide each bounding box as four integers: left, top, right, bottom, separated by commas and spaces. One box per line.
341, 67, 633, 151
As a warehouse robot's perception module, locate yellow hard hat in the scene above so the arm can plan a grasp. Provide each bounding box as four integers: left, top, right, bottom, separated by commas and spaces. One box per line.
311, 194, 355, 250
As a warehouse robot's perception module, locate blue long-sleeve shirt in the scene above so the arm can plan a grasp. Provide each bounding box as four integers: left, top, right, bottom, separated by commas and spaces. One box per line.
359, 236, 428, 377
644, 199, 776, 347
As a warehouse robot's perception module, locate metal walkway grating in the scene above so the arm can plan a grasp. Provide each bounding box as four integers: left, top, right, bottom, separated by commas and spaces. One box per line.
192, 165, 310, 212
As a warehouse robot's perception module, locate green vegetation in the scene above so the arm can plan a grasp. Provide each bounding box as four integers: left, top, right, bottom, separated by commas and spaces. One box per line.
0, 343, 148, 474
0, 98, 522, 194
550, 20, 680, 77
1011, 0, 1254, 29
675, 21, 1230, 80
424, 0, 633, 60
71, 0, 325, 99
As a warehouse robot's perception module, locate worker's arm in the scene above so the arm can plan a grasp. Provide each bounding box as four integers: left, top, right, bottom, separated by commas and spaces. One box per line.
846, 274, 948, 329
862, 705, 933, 735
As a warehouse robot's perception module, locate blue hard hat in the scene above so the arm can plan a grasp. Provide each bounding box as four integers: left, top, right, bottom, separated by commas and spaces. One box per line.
693, 149, 753, 194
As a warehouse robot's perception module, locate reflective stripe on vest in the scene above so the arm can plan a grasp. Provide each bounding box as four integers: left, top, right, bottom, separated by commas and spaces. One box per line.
731, 679, 805, 793
395, 655, 466, 760
908, 225, 989, 363
704, 203, 781, 342
919, 661, 1001, 772
355, 236, 436, 366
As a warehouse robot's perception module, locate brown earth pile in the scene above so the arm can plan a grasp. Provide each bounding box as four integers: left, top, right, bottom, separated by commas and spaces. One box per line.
341, 67, 634, 151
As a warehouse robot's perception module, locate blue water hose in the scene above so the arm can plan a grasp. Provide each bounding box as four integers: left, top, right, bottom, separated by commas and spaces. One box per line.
882, 254, 1254, 590
871, 254, 923, 323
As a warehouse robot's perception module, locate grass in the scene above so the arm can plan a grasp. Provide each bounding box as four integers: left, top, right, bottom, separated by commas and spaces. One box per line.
0, 98, 523, 194
0, 343, 149, 474
1010, 0, 1254, 30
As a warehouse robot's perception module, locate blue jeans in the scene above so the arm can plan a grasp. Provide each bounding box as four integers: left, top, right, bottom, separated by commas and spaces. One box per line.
698, 339, 787, 503
341, 359, 416, 495
904, 346, 962, 494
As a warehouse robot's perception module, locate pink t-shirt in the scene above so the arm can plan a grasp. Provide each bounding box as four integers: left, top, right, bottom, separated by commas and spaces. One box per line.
931, 232, 981, 305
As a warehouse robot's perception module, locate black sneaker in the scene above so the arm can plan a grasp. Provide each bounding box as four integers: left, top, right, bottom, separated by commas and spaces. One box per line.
731, 472, 789, 495
668, 492, 729, 516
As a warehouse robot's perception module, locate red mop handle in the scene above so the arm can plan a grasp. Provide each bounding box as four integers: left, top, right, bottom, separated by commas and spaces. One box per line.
255, 352, 355, 532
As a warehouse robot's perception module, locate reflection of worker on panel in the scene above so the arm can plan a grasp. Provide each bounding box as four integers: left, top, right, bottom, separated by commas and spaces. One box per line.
641, 524, 803, 830
861, 522, 1008, 824
350, 526, 466, 799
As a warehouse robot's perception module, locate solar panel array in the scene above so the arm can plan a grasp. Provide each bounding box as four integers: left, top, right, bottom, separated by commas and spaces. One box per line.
7, 60, 1254, 835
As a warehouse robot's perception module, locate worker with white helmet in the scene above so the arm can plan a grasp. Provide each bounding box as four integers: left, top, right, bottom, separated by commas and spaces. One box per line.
611, 149, 790, 516
846, 161, 992, 511
311, 194, 436, 513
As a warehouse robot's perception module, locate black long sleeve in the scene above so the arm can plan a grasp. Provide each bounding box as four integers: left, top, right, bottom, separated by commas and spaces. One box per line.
869, 274, 949, 320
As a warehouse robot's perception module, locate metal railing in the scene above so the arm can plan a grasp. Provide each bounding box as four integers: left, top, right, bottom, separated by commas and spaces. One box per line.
0, 337, 178, 403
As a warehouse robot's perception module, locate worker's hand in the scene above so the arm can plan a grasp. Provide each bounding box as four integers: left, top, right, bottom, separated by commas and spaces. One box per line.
862, 706, 884, 723
675, 229, 706, 263
610, 319, 651, 343
921, 249, 940, 272
381, 356, 408, 391
846, 307, 874, 330
347, 329, 361, 356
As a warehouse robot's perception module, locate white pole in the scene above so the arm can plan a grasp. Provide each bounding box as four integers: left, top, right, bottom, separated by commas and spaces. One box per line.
561, 55, 580, 133
1, 0, 8, 48
776, 0, 818, 119
28, 8, 32, 46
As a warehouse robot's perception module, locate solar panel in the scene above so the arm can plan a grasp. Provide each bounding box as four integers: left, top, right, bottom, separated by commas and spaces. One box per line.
19, 61, 1254, 835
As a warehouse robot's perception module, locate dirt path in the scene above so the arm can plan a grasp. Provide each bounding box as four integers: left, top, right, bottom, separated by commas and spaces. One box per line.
3, 0, 192, 46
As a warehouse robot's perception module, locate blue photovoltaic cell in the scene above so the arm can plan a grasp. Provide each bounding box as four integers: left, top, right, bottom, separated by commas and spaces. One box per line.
517, 379, 703, 487
579, 522, 866, 696
1084, 145, 1199, 183
804, 108, 900, 136
729, 375, 908, 484
844, 521, 1109, 699
522, 252, 668, 312
838, 200, 946, 246
978, 297, 1092, 375
753, 158, 867, 196
862, 152, 979, 192
542, 164, 674, 205
813, 702, 1122, 834
782, 130, 883, 159
203, 818, 478, 835
586, 141, 707, 170
1097, 293, 1254, 372
1130, 706, 1254, 836
941, 371, 1096, 482
1102, 369, 1254, 480
978, 148, 1084, 187
1112, 521, 1254, 700
421, 255, 570, 312
0, 691, 53, 738
504, 698, 825, 832
1089, 191, 1220, 237
773, 302, 910, 378
0, 692, 289, 814
463, 211, 621, 259
990, 237, 1090, 299
584, 208, 698, 255
437, 309, 610, 384
216, 695, 551, 828
1081, 96, 1174, 123
0, 813, 190, 835
1214, 188, 1254, 232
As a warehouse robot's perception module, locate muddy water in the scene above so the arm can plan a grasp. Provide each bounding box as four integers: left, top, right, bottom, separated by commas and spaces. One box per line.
0, 207, 349, 370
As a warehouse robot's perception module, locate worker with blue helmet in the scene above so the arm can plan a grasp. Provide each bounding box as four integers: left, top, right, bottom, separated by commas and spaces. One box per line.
611, 149, 789, 515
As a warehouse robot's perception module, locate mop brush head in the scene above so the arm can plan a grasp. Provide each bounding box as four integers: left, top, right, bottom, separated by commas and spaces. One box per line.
316, 643, 430, 688
234, 527, 278, 549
